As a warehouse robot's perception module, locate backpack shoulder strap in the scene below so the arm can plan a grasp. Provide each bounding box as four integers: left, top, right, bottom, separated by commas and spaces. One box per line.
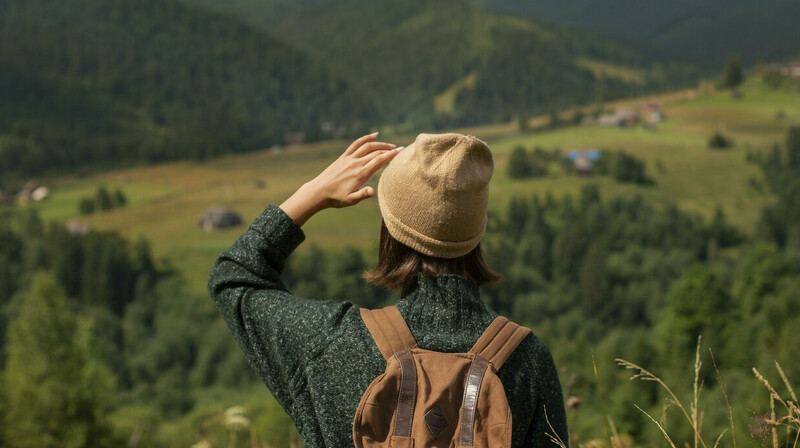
469, 316, 532, 370
360, 305, 418, 360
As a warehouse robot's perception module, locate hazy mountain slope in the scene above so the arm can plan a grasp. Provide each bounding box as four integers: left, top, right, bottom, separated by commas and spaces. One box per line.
468, 0, 800, 68
183, 0, 698, 125
0, 0, 375, 177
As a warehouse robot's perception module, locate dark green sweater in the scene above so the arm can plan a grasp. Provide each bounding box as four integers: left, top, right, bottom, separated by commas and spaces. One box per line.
208, 204, 568, 448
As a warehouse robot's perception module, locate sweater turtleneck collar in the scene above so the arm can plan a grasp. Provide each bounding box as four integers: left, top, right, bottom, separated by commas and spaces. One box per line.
399, 273, 481, 305
393, 273, 497, 352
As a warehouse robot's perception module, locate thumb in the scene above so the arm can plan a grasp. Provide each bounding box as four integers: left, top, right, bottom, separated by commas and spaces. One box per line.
345, 186, 375, 206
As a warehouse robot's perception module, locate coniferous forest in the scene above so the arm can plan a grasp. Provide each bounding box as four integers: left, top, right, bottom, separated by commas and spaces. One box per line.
1, 127, 799, 446
0, 0, 376, 177
2, 0, 800, 446
0, 0, 698, 179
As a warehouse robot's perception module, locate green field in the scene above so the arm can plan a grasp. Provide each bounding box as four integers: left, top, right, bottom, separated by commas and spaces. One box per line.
18, 80, 800, 296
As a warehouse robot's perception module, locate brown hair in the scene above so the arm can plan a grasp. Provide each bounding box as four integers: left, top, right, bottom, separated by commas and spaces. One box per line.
363, 220, 502, 293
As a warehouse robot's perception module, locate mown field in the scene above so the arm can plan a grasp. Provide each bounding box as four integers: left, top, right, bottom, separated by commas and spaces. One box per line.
21, 79, 800, 296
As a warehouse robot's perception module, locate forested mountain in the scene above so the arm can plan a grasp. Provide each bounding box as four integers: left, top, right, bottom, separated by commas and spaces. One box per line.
183, 0, 699, 126
467, 0, 800, 68
5, 126, 798, 446
0, 0, 375, 177
1, 0, 701, 178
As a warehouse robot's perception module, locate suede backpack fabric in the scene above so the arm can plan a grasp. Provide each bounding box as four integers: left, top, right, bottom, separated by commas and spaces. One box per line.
353, 306, 531, 448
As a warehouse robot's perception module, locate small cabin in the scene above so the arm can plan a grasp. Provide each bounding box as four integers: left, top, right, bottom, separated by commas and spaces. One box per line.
65, 219, 92, 235
596, 108, 639, 127
643, 101, 665, 123
199, 206, 243, 231
781, 61, 800, 78
568, 150, 601, 175
15, 180, 41, 205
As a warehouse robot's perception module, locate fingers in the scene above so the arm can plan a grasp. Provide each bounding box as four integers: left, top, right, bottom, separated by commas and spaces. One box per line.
362, 146, 404, 175
352, 141, 397, 158
344, 132, 379, 156
343, 186, 375, 206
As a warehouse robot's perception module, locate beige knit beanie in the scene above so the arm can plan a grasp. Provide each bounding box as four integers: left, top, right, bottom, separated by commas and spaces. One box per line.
377, 133, 494, 259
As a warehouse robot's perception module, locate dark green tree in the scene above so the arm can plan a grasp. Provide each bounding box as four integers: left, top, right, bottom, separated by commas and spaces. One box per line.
657, 265, 729, 364
708, 131, 734, 149
95, 187, 113, 212
708, 205, 742, 248
113, 188, 127, 207
579, 241, 609, 316
505, 196, 530, 241
507, 146, 533, 179
517, 113, 530, 132
719, 56, 744, 88
78, 197, 95, 215
610, 151, 648, 184
507, 146, 546, 179
286, 244, 328, 298
2, 272, 116, 448
329, 247, 387, 308
787, 126, 800, 170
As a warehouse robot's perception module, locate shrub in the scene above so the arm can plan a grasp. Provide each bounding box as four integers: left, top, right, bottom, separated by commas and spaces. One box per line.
594, 149, 650, 184
611, 151, 648, 184
77, 186, 128, 215
708, 132, 734, 149
507, 146, 547, 179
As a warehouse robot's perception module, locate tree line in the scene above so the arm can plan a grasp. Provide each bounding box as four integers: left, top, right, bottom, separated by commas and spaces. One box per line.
1, 128, 798, 446
0, 0, 375, 178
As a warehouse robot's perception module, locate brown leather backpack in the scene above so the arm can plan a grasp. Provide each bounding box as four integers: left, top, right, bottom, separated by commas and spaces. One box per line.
353, 306, 532, 448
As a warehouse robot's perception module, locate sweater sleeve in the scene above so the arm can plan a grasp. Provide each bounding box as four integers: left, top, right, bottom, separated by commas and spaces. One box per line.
525, 341, 569, 447
208, 204, 355, 413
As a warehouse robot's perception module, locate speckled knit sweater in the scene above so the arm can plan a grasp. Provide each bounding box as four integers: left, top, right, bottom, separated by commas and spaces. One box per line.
208, 204, 568, 448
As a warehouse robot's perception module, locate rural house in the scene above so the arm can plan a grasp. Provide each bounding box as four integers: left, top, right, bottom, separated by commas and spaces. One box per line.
15, 180, 50, 205
199, 206, 243, 231
596, 108, 640, 127
781, 61, 800, 78
568, 150, 601, 175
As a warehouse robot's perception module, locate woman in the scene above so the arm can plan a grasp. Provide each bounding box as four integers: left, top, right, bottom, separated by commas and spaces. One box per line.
209, 132, 568, 447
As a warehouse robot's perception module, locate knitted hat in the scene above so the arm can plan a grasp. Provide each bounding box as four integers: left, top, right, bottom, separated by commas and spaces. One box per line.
377, 133, 494, 259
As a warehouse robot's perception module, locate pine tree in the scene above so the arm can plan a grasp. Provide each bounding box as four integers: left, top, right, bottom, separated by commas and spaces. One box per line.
657, 265, 728, 365
787, 126, 800, 170
95, 187, 113, 212
113, 188, 127, 207
2, 272, 117, 448
507, 146, 533, 179
719, 56, 744, 88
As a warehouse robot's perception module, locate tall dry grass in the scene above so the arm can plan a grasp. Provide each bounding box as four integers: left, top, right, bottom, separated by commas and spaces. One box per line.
549, 336, 799, 448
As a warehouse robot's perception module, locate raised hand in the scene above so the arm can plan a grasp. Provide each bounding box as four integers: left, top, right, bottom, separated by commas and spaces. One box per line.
280, 133, 404, 226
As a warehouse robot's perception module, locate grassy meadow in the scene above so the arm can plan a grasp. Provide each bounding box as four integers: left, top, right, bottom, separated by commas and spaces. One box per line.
19, 79, 799, 297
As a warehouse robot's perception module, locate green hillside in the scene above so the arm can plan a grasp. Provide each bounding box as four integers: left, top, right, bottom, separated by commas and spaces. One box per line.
6, 79, 799, 446
184, 0, 699, 126
0, 0, 375, 178
19, 79, 798, 297
468, 0, 800, 68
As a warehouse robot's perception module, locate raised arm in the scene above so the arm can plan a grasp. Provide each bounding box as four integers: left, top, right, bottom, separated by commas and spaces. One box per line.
207, 133, 402, 411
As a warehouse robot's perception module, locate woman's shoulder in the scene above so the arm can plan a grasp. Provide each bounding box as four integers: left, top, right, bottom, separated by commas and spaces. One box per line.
500, 328, 559, 378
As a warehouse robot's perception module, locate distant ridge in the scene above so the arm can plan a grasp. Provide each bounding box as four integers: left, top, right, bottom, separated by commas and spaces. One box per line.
183, 0, 699, 126
466, 0, 800, 68
0, 0, 376, 176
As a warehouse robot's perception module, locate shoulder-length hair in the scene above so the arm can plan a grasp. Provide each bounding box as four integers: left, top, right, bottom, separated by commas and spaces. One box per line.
362, 220, 502, 293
